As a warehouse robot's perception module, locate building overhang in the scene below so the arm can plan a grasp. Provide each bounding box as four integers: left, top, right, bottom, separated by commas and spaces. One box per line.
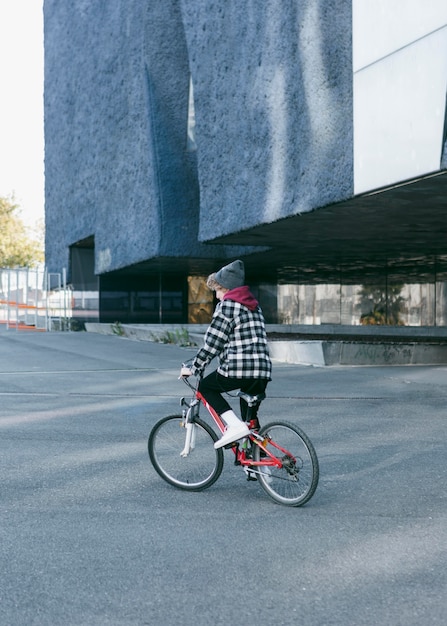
98, 170, 447, 286
210, 169, 447, 284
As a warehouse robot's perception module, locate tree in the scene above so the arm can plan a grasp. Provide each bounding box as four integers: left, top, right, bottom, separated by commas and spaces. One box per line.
358, 283, 405, 325
0, 195, 44, 267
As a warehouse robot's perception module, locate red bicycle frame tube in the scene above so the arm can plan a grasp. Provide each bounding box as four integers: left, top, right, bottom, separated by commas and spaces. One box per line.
195, 388, 283, 469
196, 390, 226, 433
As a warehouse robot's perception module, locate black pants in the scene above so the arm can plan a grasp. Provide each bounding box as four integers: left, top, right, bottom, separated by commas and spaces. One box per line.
198, 371, 268, 421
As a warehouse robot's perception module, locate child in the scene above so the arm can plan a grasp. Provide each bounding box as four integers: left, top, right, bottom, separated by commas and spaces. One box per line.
181, 260, 272, 448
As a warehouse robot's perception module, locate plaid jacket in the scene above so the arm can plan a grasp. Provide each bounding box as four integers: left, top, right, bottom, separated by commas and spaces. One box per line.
191, 299, 272, 379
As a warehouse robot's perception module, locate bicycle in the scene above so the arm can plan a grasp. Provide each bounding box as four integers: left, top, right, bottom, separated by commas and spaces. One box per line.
148, 372, 319, 507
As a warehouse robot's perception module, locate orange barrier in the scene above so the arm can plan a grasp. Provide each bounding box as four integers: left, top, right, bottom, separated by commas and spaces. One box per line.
0, 320, 46, 332
0, 299, 47, 331
0, 299, 47, 311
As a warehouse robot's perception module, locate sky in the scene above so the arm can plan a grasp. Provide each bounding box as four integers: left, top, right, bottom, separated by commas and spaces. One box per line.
0, 0, 44, 228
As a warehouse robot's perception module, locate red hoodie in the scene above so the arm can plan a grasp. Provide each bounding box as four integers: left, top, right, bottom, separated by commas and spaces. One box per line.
223, 285, 259, 311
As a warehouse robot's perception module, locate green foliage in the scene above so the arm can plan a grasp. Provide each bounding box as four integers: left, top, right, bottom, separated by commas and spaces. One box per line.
109, 323, 196, 346
111, 321, 125, 336
150, 328, 196, 347
0, 195, 44, 267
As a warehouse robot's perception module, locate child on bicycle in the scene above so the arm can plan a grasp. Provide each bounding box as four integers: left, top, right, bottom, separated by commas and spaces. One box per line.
181, 259, 272, 449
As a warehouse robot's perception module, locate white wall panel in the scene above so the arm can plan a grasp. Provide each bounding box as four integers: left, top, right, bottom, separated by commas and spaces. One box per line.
354, 27, 447, 193
353, 0, 447, 71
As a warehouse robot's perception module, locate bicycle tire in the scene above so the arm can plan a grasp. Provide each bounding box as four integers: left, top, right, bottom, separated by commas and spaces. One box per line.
253, 420, 319, 507
148, 415, 224, 491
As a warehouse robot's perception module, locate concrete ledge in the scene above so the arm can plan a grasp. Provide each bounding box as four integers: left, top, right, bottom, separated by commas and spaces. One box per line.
85, 323, 447, 366
84, 323, 207, 346
265, 323, 447, 341
266, 340, 447, 366
268, 341, 326, 366
322, 341, 447, 366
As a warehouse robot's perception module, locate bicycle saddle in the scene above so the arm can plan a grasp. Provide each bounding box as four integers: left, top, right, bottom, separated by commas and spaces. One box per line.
237, 391, 266, 406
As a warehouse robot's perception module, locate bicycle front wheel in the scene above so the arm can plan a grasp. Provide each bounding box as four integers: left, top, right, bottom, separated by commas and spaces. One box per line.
148, 415, 224, 491
253, 420, 319, 507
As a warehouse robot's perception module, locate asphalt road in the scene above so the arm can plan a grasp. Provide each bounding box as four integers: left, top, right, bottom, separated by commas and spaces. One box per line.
1, 327, 446, 625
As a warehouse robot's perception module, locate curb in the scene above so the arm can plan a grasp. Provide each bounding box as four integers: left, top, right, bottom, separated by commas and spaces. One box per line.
85, 323, 447, 366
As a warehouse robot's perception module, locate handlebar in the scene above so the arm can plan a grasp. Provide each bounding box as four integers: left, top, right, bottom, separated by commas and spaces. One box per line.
179, 362, 203, 395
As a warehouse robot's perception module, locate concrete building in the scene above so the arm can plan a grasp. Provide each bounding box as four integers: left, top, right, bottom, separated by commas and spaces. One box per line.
43, 1, 447, 326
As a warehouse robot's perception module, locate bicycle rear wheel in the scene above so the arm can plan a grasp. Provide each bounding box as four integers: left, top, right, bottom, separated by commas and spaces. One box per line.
253, 420, 319, 507
148, 415, 224, 491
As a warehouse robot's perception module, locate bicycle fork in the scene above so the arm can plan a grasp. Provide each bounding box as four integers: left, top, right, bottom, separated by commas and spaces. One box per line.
179, 399, 198, 458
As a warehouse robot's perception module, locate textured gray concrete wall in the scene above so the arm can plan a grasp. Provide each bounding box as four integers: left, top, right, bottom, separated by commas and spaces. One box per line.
44, 0, 201, 276
181, 0, 353, 242
44, 0, 353, 276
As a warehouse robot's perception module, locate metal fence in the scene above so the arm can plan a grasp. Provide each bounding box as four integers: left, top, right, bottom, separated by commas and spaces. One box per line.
0, 267, 71, 331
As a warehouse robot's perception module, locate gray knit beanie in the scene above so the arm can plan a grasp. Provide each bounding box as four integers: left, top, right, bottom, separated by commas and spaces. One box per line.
215, 260, 245, 290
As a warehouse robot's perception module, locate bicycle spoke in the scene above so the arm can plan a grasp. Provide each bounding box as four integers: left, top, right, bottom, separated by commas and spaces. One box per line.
253, 421, 319, 506
148, 416, 224, 491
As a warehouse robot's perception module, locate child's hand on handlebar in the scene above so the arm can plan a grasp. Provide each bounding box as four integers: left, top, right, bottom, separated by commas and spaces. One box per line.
180, 366, 193, 378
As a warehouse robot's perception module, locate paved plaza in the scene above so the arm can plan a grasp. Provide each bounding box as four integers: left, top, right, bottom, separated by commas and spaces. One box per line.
1, 326, 446, 625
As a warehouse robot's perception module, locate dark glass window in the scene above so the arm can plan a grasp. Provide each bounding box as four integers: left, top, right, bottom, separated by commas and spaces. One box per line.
99, 274, 186, 323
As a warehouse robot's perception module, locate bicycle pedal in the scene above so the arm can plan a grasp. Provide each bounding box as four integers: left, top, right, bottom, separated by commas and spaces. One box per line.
243, 467, 257, 482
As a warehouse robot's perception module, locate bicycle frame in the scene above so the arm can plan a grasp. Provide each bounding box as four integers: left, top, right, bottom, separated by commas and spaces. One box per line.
180, 377, 290, 472
149, 373, 319, 506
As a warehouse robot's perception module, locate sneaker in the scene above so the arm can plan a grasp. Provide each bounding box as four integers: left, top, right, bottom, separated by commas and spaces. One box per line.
214, 423, 250, 449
